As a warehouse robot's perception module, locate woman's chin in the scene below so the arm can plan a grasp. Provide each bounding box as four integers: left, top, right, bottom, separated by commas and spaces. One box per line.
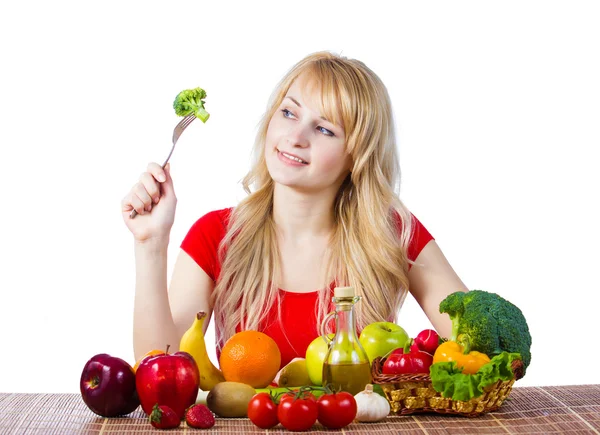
267, 166, 302, 187
272, 177, 304, 189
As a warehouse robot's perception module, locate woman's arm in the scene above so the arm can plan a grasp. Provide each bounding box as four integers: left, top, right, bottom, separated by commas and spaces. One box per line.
407, 240, 468, 339
133, 245, 214, 361
124, 162, 216, 361
168, 250, 215, 341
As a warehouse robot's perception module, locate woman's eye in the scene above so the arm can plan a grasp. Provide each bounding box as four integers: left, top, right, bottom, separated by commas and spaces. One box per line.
281, 108, 334, 137
317, 126, 335, 137
281, 109, 295, 119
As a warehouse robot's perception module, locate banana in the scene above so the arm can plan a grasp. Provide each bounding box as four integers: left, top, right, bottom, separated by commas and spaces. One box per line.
180, 311, 225, 390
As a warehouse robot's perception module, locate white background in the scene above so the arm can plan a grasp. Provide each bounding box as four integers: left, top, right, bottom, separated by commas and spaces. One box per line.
1, 1, 598, 393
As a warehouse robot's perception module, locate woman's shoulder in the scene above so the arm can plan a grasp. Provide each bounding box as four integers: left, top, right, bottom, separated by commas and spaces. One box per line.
183, 207, 233, 243
190, 207, 233, 228
390, 207, 435, 261
180, 207, 234, 279
199, 207, 233, 225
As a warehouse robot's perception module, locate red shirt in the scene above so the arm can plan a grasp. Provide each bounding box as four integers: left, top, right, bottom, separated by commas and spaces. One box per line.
181, 207, 433, 368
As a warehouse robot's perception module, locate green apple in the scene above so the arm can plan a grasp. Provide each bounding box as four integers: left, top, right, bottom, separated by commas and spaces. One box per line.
305, 334, 334, 385
359, 322, 409, 363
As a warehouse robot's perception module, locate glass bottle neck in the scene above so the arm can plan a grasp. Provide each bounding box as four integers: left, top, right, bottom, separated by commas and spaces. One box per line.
335, 302, 358, 339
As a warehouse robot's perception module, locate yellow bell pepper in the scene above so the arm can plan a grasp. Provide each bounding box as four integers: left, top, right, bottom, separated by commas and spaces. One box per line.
432, 340, 490, 374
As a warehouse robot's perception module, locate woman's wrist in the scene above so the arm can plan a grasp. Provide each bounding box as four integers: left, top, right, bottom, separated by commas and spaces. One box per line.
134, 236, 170, 254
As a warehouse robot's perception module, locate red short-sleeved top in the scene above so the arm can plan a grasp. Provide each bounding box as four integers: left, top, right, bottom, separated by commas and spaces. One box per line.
180, 207, 434, 369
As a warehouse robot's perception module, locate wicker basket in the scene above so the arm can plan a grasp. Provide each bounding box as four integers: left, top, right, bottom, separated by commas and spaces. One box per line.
371, 357, 523, 417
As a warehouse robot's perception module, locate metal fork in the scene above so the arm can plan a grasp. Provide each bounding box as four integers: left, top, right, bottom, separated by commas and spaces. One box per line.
129, 115, 196, 218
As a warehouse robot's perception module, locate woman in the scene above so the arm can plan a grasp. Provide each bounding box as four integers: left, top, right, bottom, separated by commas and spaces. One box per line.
122, 51, 468, 366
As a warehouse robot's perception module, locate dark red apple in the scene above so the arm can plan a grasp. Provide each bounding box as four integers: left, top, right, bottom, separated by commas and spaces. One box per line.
136, 345, 200, 420
80, 353, 140, 417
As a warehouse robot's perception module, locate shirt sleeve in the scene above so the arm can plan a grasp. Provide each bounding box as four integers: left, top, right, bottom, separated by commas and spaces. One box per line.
407, 213, 434, 262
180, 208, 232, 281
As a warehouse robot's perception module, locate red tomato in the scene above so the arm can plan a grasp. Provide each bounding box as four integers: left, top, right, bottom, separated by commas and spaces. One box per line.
247, 393, 278, 429
277, 392, 318, 431
317, 391, 357, 429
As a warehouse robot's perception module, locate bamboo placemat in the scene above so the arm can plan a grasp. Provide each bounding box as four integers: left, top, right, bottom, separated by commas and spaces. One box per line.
0, 385, 599, 434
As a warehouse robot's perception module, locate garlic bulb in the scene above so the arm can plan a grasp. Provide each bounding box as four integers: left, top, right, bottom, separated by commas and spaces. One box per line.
354, 384, 390, 422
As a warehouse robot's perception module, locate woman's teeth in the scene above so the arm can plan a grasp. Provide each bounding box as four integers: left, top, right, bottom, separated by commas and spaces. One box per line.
281, 151, 307, 164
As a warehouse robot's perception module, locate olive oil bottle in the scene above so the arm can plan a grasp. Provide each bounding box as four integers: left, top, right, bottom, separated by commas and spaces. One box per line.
320, 286, 371, 395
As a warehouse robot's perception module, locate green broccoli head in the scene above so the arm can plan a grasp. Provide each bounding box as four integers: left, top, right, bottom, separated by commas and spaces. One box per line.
439, 290, 532, 377
173, 87, 210, 122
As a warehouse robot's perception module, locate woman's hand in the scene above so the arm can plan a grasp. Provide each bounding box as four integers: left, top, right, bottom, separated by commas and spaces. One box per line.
121, 162, 177, 243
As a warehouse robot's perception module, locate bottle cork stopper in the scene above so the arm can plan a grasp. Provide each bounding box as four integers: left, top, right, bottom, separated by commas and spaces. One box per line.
334, 286, 355, 298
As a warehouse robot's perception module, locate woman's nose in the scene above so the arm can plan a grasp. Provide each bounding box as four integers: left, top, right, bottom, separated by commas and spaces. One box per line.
286, 123, 310, 148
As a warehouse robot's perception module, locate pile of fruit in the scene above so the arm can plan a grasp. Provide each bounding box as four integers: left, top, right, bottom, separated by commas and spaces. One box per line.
80, 349, 214, 429
80, 290, 531, 429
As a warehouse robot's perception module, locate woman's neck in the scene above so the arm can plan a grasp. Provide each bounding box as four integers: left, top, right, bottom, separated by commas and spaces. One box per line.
272, 183, 336, 241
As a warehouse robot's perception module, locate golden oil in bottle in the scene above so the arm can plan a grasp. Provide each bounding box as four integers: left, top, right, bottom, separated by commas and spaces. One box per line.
322, 361, 372, 396
320, 286, 371, 395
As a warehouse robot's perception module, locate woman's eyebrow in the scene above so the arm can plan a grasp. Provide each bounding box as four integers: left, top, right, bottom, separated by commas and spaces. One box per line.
285, 96, 331, 122
285, 96, 302, 108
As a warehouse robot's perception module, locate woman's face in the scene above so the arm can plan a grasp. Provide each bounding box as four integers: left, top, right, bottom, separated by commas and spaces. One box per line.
264, 74, 352, 193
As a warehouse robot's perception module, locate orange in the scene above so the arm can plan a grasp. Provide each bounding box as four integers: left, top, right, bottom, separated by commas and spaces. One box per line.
133, 349, 164, 373
219, 331, 281, 388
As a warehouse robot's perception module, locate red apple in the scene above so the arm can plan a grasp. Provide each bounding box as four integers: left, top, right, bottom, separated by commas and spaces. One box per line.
136, 345, 200, 419
80, 353, 140, 417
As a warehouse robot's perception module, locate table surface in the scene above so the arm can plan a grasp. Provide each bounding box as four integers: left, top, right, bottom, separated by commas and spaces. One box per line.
0, 385, 599, 434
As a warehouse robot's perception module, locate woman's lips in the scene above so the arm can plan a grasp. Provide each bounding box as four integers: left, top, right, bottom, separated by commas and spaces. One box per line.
277, 150, 309, 166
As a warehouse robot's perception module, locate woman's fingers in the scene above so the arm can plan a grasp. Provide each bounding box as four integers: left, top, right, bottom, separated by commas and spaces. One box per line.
133, 180, 153, 211
139, 172, 161, 204
121, 195, 133, 213
122, 162, 173, 218
147, 162, 167, 184
127, 192, 146, 215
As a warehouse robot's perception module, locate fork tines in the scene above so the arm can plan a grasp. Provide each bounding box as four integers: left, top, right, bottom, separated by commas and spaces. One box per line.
172, 115, 196, 143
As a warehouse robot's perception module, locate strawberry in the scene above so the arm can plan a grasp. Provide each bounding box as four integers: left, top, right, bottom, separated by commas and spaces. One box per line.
149, 403, 181, 429
185, 404, 215, 429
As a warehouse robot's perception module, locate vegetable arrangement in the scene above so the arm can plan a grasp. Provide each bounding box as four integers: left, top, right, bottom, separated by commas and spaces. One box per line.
373, 289, 532, 409
236, 289, 531, 427
423, 289, 531, 401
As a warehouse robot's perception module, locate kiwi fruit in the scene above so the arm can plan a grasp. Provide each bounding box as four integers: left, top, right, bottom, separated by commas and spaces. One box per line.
206, 381, 256, 417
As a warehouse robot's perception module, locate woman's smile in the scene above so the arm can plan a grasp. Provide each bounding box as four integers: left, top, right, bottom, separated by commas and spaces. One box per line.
277, 149, 310, 166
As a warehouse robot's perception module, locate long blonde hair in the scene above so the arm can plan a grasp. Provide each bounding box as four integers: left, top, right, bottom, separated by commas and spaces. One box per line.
211, 51, 413, 348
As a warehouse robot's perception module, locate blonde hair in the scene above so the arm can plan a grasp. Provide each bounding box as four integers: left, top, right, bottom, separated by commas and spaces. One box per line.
211, 51, 413, 348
